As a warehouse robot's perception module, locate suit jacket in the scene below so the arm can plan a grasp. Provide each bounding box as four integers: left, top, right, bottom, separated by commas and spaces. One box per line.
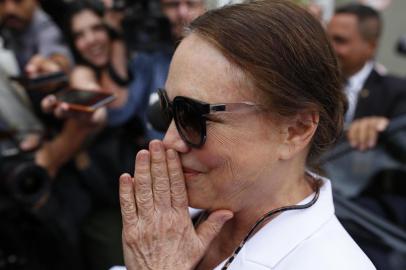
354, 69, 406, 120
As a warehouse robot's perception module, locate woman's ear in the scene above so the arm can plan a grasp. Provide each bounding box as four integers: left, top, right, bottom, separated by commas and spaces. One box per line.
279, 111, 319, 160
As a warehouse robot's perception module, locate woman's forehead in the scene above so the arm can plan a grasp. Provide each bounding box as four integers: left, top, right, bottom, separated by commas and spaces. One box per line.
72, 10, 101, 30
165, 34, 254, 103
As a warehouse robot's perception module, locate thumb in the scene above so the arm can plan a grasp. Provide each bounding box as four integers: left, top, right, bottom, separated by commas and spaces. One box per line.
196, 210, 233, 248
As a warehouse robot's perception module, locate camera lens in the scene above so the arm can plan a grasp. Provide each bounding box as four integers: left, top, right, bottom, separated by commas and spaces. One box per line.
3, 161, 50, 206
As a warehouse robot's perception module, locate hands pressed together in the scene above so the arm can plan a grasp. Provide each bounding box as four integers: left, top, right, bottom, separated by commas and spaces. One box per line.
119, 140, 233, 270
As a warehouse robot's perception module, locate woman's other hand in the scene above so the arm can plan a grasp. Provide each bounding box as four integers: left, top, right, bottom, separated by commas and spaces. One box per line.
119, 140, 233, 270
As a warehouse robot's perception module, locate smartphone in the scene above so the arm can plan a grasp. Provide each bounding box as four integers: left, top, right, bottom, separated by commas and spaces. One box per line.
55, 89, 116, 112
10, 71, 68, 93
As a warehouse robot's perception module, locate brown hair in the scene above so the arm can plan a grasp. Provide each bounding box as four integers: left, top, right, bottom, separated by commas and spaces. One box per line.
187, 0, 347, 164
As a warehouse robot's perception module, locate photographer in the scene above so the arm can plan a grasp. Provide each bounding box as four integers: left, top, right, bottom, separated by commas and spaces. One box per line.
0, 0, 93, 178
0, 0, 72, 77
0, 50, 92, 269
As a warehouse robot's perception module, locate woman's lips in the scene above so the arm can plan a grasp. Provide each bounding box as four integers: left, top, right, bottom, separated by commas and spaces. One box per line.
182, 167, 200, 179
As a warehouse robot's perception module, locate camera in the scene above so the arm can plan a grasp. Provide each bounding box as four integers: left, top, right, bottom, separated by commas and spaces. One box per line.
112, 0, 129, 11
0, 130, 50, 207
112, 0, 172, 53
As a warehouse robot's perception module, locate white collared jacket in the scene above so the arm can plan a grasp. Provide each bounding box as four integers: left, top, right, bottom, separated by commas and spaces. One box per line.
213, 179, 376, 270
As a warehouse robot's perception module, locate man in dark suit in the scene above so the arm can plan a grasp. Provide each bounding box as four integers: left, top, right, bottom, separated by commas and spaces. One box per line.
327, 4, 406, 151
327, 6, 406, 269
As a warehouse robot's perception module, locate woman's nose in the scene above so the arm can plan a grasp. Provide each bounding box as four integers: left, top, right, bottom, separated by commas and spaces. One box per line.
177, 2, 190, 18
163, 121, 189, 153
83, 31, 97, 45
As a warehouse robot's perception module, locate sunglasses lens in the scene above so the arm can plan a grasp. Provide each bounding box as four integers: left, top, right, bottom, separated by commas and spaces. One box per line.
157, 90, 172, 130
174, 99, 204, 146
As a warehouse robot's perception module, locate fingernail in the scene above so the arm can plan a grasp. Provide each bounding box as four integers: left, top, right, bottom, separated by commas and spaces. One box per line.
121, 173, 132, 183
137, 150, 149, 164
150, 141, 161, 153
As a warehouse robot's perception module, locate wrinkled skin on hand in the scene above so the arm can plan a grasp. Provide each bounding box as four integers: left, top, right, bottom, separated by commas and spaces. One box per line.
347, 116, 389, 151
119, 140, 233, 270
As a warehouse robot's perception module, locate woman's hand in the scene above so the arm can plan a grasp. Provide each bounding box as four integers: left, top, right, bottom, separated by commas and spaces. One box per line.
119, 140, 233, 270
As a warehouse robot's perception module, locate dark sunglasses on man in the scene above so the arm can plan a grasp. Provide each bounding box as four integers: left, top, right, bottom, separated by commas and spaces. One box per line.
155, 88, 262, 148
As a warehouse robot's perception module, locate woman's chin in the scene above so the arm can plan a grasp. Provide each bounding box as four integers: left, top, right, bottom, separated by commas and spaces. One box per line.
85, 57, 108, 68
186, 186, 206, 209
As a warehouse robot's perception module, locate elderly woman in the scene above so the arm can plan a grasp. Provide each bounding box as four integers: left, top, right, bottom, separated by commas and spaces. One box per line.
118, 1, 375, 270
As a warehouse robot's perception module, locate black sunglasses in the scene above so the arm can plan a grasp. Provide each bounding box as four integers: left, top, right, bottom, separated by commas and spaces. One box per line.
158, 88, 262, 148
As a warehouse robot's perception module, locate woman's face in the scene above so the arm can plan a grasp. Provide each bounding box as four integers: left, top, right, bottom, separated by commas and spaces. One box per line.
163, 34, 286, 212
71, 10, 110, 67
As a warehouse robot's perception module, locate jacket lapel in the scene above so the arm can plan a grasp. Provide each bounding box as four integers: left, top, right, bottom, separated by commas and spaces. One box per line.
353, 69, 382, 120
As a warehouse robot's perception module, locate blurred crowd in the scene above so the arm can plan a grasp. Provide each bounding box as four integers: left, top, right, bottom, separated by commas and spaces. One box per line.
0, 0, 405, 269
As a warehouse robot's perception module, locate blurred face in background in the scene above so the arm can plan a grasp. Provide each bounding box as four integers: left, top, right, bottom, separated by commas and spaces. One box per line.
71, 10, 111, 68
327, 13, 376, 78
161, 0, 206, 40
0, 0, 37, 31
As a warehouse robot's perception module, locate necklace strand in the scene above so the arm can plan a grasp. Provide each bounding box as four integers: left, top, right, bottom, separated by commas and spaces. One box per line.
221, 182, 321, 270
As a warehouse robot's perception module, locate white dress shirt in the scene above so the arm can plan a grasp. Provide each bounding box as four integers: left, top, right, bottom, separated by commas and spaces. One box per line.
344, 61, 374, 125
213, 177, 375, 270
